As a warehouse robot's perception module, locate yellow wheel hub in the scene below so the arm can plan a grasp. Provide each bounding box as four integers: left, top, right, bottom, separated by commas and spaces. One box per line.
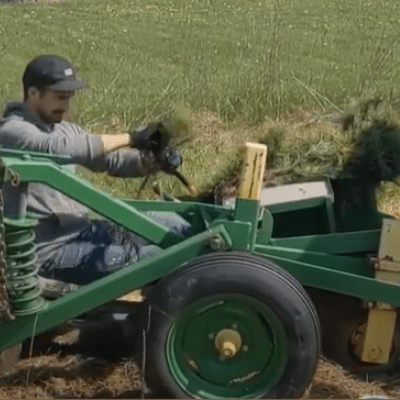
214, 329, 242, 358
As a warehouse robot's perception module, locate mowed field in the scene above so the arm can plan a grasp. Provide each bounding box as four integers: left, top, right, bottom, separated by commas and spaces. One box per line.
2, 0, 400, 122
2, 0, 400, 398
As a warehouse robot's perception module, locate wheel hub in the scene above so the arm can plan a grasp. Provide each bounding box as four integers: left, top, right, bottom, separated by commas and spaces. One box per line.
214, 328, 242, 358
166, 295, 289, 398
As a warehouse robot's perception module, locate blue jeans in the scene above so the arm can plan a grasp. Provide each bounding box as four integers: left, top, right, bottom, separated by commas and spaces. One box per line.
39, 212, 196, 285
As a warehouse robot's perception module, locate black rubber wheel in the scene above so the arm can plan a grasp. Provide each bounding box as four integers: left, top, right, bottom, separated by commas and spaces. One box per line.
134, 252, 321, 399
307, 288, 400, 380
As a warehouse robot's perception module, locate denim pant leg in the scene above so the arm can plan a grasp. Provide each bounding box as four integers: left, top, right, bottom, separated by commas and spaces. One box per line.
41, 241, 137, 285
144, 211, 198, 236
38, 212, 197, 285
38, 220, 139, 285
121, 211, 201, 259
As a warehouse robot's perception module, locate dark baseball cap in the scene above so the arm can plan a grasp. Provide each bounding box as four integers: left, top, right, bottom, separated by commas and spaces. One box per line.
23, 55, 87, 91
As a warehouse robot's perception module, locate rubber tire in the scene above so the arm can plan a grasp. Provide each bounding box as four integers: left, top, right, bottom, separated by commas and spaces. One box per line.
136, 252, 321, 399
307, 288, 400, 380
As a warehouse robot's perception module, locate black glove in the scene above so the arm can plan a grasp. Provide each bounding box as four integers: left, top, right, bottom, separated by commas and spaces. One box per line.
129, 122, 169, 154
158, 144, 182, 173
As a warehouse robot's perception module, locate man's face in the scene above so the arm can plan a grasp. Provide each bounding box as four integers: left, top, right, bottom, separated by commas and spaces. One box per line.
29, 88, 75, 124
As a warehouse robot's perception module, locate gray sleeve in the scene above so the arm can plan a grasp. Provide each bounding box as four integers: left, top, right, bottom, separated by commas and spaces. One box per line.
0, 119, 104, 165
66, 123, 156, 177
0, 118, 158, 178
62, 123, 160, 177
102, 148, 144, 177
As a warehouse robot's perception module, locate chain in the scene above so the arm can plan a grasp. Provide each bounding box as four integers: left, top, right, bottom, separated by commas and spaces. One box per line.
0, 176, 13, 320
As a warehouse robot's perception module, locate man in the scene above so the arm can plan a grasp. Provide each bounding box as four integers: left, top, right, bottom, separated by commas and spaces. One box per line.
0, 55, 193, 291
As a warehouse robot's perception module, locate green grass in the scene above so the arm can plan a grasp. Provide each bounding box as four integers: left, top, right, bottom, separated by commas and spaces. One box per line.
2, 0, 400, 199
2, 0, 400, 124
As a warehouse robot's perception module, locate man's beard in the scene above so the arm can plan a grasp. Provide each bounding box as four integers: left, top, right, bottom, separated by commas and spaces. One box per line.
50, 112, 64, 123
39, 110, 64, 124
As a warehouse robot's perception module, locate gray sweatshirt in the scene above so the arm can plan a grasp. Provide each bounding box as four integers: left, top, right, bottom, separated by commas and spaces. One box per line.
0, 101, 153, 265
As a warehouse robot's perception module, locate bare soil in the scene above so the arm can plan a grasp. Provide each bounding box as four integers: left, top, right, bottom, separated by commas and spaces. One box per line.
1, 350, 400, 399
3, 281, 400, 400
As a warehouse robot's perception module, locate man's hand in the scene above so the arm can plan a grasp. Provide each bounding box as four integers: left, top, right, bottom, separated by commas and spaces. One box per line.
158, 144, 182, 173
129, 123, 169, 154
139, 144, 182, 176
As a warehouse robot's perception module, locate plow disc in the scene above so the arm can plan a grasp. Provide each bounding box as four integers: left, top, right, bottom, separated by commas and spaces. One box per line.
0, 345, 21, 377
307, 288, 400, 381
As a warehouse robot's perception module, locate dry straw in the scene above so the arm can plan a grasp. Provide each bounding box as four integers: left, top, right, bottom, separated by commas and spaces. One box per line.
206, 98, 400, 209
258, 98, 400, 187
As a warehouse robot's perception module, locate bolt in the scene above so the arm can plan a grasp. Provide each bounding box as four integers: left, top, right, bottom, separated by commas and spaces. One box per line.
221, 342, 237, 358
10, 175, 20, 187
209, 235, 224, 250
188, 359, 199, 371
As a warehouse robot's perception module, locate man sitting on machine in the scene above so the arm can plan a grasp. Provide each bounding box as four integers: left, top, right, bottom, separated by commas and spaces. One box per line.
0, 54, 194, 293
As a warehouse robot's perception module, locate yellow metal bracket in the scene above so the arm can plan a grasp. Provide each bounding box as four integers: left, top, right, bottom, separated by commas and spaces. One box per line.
354, 218, 400, 364
237, 143, 268, 201
117, 288, 145, 302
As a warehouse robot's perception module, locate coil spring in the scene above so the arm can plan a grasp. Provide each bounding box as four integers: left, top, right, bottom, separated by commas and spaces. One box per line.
4, 217, 45, 316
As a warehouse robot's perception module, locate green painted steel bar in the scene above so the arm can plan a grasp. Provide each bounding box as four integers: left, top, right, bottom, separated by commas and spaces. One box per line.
256, 245, 374, 277
253, 248, 400, 306
1, 158, 182, 248
234, 198, 261, 252
0, 149, 233, 220
211, 220, 251, 250
256, 208, 273, 245
0, 148, 71, 164
324, 197, 337, 233
123, 199, 233, 218
269, 229, 381, 255
0, 226, 228, 353
265, 197, 327, 213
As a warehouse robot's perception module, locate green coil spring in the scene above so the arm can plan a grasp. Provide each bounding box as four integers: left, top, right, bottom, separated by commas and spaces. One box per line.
4, 216, 46, 316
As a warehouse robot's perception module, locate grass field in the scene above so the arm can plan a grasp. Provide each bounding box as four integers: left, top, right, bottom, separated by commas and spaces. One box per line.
1, 0, 400, 198
1, 0, 400, 122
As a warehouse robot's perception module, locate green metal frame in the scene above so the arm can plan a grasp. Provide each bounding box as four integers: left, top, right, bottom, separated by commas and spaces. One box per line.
0, 147, 399, 354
